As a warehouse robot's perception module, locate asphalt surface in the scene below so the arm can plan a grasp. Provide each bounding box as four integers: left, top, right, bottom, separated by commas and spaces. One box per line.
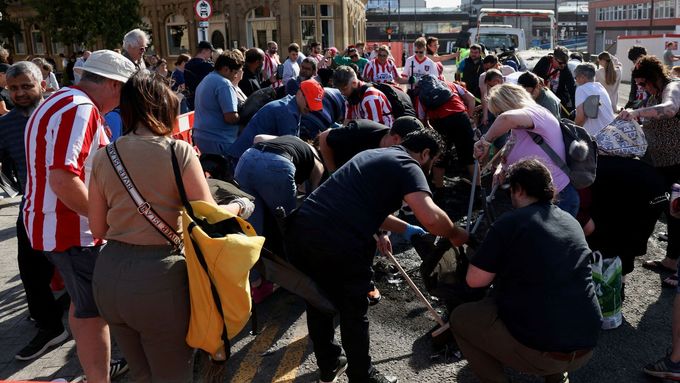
1, 74, 674, 383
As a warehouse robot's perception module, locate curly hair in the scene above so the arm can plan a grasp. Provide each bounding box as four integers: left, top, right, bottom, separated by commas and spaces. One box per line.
507, 158, 556, 203
631, 55, 670, 93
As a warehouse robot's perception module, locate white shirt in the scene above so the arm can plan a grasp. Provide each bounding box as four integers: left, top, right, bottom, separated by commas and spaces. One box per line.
595, 66, 622, 112
282, 59, 299, 84
403, 55, 439, 81
575, 81, 615, 136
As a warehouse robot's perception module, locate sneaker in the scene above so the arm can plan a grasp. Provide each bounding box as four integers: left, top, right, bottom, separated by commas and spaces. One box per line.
319, 355, 348, 383
644, 355, 680, 380
110, 358, 130, 379
367, 369, 398, 383
15, 328, 69, 360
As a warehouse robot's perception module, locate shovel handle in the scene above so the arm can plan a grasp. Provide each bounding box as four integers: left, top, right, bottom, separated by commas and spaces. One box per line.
375, 235, 445, 328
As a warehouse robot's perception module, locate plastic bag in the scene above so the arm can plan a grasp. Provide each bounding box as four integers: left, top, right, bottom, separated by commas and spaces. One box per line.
591, 251, 622, 330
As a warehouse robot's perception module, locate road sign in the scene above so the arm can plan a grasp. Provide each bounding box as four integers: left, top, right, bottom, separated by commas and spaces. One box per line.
194, 0, 213, 20
198, 21, 209, 28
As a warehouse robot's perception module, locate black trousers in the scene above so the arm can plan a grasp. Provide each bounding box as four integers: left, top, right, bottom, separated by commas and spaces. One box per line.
430, 111, 475, 168
657, 164, 680, 261
16, 215, 64, 332
286, 221, 374, 382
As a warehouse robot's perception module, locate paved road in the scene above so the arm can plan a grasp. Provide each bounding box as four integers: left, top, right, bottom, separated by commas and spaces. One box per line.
0, 76, 666, 383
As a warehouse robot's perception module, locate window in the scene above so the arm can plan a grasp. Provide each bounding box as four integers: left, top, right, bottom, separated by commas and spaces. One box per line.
166, 14, 189, 56
300, 4, 334, 48
300, 4, 315, 17
14, 31, 25, 54
31, 25, 45, 54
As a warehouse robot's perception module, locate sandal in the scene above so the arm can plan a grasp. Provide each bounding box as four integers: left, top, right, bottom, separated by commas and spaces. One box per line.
662, 275, 679, 289
643, 260, 678, 274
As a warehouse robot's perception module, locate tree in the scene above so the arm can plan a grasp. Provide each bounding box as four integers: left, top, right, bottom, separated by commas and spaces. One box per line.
27, 0, 142, 49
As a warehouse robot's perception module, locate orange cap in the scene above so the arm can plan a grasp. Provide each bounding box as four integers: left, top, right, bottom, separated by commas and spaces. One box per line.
299, 80, 324, 112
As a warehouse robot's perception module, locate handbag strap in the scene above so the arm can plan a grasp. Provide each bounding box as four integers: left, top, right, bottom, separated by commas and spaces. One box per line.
169, 140, 196, 220
526, 130, 572, 178
105, 142, 183, 248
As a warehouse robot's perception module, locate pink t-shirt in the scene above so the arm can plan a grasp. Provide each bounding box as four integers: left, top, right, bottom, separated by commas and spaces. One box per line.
506, 105, 570, 192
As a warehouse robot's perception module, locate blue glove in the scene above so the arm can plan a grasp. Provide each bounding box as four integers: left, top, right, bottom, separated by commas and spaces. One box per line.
404, 224, 427, 240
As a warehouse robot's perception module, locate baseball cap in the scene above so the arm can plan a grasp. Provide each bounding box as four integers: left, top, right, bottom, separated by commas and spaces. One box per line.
198, 41, 216, 52
390, 116, 424, 137
0, 63, 10, 73
74, 50, 136, 83
299, 80, 324, 112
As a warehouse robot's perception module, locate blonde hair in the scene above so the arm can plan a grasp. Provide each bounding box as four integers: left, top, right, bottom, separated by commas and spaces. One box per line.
414, 37, 427, 49
671, 66, 680, 79
598, 51, 616, 86
487, 83, 536, 115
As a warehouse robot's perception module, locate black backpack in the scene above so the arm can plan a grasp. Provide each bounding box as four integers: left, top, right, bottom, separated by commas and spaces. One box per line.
370, 82, 416, 119
417, 74, 453, 109
528, 118, 598, 189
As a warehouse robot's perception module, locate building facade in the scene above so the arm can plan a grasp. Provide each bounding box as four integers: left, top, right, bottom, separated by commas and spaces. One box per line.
587, 0, 680, 55
5, 0, 368, 63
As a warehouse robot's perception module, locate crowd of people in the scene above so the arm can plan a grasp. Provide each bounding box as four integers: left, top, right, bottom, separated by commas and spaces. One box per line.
1, 24, 680, 383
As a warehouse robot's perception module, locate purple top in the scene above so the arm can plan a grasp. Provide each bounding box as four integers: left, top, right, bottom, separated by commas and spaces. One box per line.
505, 105, 570, 192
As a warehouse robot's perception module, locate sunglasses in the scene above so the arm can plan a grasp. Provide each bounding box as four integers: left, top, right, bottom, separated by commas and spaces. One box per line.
415, 50, 425, 54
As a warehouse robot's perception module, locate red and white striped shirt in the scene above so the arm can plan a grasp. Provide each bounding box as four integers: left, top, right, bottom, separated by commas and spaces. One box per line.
362, 59, 400, 83
346, 84, 394, 127
308, 53, 327, 69
262, 52, 283, 88
23, 87, 108, 252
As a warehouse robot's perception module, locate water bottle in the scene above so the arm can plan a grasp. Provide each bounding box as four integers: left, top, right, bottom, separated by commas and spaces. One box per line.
671, 183, 680, 219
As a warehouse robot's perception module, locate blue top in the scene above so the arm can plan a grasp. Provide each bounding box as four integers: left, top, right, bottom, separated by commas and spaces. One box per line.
226, 95, 301, 159
104, 108, 123, 141
193, 72, 239, 146
171, 69, 185, 91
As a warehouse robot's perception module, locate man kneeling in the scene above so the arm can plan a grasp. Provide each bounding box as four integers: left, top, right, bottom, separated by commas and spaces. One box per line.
450, 158, 602, 383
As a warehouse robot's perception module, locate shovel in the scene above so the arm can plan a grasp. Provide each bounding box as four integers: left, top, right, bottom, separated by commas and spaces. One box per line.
375, 234, 449, 337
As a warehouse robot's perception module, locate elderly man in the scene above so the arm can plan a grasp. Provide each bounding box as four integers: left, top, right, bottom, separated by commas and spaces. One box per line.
262, 41, 282, 88
574, 62, 615, 136
334, 65, 394, 127
122, 28, 149, 69
239, 48, 277, 97
24, 50, 136, 383
451, 158, 601, 383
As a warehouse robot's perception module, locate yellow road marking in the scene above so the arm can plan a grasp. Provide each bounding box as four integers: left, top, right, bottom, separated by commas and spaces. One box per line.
272, 314, 309, 382
229, 321, 281, 383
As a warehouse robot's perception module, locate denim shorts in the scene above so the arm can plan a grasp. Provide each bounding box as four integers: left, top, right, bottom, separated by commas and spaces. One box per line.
45, 245, 103, 318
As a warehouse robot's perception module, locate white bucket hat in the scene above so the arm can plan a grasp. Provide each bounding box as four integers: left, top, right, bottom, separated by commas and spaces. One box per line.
74, 50, 136, 83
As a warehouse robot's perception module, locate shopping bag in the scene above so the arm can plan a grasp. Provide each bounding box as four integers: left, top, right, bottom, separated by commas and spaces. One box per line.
591, 251, 622, 330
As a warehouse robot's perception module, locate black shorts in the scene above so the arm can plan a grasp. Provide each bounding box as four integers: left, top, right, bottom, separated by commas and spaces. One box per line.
430, 111, 475, 168
46, 245, 103, 318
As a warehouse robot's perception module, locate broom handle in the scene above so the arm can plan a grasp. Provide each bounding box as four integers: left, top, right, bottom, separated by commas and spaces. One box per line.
376, 235, 445, 327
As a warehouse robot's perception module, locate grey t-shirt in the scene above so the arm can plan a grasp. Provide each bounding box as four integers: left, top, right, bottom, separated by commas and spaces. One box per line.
664, 48, 675, 67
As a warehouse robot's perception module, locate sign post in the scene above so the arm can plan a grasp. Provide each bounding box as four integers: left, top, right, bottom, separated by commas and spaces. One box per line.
194, 0, 213, 42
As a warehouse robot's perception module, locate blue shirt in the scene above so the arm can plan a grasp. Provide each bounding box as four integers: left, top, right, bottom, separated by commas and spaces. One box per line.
104, 109, 123, 140
193, 72, 239, 146
299, 87, 346, 140
171, 69, 185, 91
226, 95, 301, 159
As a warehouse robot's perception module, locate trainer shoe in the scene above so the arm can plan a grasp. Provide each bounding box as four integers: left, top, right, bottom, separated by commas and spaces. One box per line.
367, 369, 398, 383
15, 328, 68, 360
644, 355, 680, 380
319, 355, 348, 383
110, 358, 130, 379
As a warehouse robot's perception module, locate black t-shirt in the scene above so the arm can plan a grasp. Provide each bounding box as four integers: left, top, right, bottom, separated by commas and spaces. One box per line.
254, 135, 315, 184
326, 119, 389, 168
471, 202, 602, 352
184, 58, 214, 93
1, 89, 14, 111
0, 108, 28, 192
296, 146, 430, 247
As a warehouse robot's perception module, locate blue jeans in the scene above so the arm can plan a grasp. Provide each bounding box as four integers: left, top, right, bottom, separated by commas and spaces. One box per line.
557, 183, 580, 218
234, 148, 297, 235
193, 136, 233, 157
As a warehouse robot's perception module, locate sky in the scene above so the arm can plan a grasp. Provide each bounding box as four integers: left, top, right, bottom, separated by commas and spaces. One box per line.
427, 0, 461, 8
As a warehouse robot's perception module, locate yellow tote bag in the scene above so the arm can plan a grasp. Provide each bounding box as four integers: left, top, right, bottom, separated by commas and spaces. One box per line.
182, 201, 264, 361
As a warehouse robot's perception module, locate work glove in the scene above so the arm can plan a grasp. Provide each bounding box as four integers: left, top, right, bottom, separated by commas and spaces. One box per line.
404, 224, 427, 241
